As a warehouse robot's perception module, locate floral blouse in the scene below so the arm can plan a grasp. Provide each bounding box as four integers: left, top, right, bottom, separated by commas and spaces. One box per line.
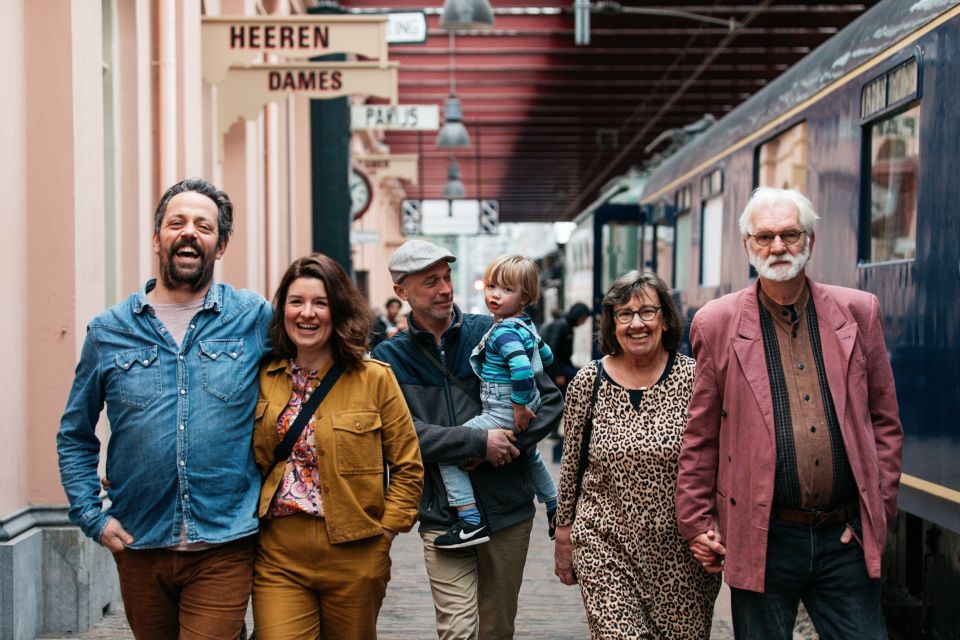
270, 364, 325, 517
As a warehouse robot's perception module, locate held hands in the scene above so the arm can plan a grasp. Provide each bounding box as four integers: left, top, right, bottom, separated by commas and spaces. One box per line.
690, 529, 726, 574
554, 525, 577, 585
99, 518, 134, 553
485, 429, 520, 467
513, 402, 536, 431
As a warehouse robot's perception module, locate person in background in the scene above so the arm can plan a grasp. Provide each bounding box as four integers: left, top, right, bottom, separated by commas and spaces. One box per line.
372, 239, 563, 640
541, 302, 592, 396
252, 254, 423, 639
57, 178, 271, 638
675, 187, 903, 639
370, 297, 404, 349
554, 270, 720, 639
433, 255, 559, 550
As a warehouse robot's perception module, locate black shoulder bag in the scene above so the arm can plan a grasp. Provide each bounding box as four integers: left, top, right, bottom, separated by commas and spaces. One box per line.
573, 359, 604, 507
263, 361, 344, 480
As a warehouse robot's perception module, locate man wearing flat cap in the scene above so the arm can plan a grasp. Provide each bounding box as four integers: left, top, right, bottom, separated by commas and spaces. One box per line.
372, 239, 563, 640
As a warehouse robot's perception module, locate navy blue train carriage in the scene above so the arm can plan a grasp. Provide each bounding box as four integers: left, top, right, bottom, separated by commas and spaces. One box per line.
560, 0, 960, 635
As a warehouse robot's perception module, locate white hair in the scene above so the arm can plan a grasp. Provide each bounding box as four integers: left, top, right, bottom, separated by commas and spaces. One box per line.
738, 187, 819, 236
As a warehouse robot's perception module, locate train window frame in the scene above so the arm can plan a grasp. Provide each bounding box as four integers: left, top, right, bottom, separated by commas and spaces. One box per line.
858, 48, 923, 267
753, 119, 809, 193
672, 185, 693, 291
859, 47, 923, 125
858, 101, 921, 266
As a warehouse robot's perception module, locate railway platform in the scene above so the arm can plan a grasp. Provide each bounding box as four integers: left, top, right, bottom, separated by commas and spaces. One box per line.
41, 440, 739, 640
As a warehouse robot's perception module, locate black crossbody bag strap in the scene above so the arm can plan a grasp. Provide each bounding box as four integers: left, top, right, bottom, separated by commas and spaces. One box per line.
573, 359, 604, 508
406, 329, 475, 395
264, 361, 344, 479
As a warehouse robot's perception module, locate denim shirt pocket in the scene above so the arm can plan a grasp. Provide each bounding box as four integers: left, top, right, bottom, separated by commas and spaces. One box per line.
198, 339, 245, 401
331, 410, 384, 475
114, 346, 162, 410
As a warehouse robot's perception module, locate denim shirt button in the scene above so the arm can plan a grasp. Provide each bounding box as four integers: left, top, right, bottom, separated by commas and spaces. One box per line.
180, 389, 186, 395
179, 460, 186, 466
179, 424, 185, 431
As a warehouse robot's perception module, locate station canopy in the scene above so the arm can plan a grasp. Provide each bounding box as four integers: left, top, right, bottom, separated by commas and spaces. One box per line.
340, 0, 882, 222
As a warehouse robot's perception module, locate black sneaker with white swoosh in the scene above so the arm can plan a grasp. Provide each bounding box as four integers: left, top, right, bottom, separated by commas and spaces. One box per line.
434, 519, 491, 550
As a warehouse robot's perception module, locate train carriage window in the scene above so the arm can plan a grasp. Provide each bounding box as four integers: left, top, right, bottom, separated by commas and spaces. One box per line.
757, 121, 808, 191
675, 211, 692, 291
656, 225, 675, 287
700, 196, 723, 287
862, 105, 919, 263
673, 186, 693, 291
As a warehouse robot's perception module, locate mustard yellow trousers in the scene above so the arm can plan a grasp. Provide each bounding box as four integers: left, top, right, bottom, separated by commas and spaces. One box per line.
252, 513, 393, 639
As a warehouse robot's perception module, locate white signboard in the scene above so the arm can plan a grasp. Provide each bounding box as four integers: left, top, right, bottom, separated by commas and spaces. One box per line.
422, 199, 479, 235
351, 105, 439, 131
386, 12, 428, 44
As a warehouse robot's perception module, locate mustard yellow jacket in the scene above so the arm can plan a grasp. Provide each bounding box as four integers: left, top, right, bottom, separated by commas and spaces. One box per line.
253, 357, 424, 543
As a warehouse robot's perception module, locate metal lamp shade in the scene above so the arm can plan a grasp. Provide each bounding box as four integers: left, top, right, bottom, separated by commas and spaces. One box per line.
442, 160, 467, 198
439, 0, 494, 31
436, 96, 471, 148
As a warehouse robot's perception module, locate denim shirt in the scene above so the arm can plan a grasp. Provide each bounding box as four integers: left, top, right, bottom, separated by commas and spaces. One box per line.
57, 279, 272, 548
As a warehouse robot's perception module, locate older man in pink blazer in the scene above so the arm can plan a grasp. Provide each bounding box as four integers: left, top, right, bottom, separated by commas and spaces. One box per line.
675, 187, 903, 639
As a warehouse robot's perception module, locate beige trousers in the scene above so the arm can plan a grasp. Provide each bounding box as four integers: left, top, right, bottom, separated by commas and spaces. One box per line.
421, 517, 534, 640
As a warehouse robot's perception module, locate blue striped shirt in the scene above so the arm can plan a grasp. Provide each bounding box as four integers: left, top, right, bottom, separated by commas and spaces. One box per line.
477, 316, 554, 405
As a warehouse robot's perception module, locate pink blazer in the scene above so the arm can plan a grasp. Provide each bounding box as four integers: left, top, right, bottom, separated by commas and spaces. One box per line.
675, 279, 903, 592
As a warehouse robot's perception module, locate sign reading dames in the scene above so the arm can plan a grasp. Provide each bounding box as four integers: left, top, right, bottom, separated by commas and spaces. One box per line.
219, 62, 399, 136
202, 16, 389, 84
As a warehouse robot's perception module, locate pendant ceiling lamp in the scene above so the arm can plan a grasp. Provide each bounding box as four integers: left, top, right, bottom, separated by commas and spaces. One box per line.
442, 158, 467, 198
437, 33, 472, 149
439, 0, 495, 31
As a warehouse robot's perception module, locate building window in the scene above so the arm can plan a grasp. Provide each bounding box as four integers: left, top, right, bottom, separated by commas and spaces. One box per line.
862, 105, 919, 263
757, 121, 808, 191
700, 196, 723, 287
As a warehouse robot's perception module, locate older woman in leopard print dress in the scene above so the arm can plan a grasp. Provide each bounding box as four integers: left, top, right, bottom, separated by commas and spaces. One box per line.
554, 270, 720, 639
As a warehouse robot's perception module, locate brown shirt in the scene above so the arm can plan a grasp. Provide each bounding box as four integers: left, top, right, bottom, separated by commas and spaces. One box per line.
759, 286, 835, 509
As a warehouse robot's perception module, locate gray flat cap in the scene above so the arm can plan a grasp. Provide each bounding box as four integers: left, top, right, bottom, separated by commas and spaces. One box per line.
388, 240, 456, 283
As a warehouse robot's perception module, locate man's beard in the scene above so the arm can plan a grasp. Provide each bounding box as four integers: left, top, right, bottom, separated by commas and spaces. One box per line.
749, 239, 810, 282
159, 239, 216, 292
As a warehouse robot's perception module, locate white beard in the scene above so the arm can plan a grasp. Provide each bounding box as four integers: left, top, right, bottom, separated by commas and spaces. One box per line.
749, 240, 810, 282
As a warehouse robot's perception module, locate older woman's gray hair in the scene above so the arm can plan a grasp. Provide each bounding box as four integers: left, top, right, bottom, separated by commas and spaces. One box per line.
598, 270, 683, 356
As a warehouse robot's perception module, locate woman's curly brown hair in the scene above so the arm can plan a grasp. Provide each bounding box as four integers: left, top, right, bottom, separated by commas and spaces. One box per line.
268, 254, 371, 371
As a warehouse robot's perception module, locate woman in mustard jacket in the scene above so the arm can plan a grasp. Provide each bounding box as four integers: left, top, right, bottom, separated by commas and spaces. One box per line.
252, 254, 423, 640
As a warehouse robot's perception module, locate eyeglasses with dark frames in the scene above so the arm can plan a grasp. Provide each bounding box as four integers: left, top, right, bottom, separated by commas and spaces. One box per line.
614, 306, 661, 324
748, 229, 806, 247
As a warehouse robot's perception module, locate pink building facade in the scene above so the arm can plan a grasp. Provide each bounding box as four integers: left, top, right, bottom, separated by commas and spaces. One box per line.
0, 1, 405, 636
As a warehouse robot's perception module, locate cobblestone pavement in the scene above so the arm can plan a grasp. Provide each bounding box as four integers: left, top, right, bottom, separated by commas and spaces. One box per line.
44, 440, 737, 639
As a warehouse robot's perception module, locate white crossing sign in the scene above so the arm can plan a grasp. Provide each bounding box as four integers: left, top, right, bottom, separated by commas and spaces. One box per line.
479, 200, 499, 235
401, 199, 422, 235
399, 199, 501, 236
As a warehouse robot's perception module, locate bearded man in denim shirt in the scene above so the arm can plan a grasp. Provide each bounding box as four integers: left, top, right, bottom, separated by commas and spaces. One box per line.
57, 179, 271, 639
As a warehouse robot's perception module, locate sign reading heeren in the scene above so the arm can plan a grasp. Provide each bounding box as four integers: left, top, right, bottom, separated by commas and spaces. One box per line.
202, 16, 389, 84
218, 63, 399, 137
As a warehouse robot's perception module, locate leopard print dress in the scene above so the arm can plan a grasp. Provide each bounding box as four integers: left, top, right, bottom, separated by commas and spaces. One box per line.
556, 355, 721, 639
